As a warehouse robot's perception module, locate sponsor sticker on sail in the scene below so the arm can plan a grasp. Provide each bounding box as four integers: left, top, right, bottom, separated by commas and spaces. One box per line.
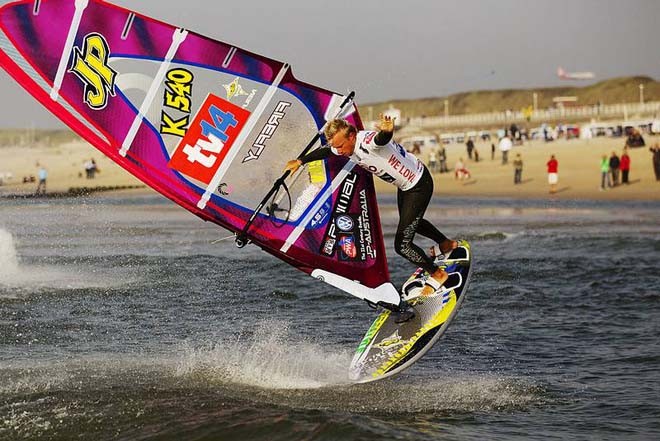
168, 93, 250, 184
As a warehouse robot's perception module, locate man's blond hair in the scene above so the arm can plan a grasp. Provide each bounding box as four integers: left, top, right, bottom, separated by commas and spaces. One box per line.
324, 119, 356, 142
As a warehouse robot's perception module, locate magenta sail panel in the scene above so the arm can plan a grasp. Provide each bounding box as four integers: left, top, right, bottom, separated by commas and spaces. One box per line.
0, 0, 391, 290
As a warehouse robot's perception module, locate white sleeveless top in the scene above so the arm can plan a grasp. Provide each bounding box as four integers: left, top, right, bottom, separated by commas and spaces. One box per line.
348, 131, 424, 191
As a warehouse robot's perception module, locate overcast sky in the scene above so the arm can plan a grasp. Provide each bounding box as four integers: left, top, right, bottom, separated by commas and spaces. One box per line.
1, 0, 658, 128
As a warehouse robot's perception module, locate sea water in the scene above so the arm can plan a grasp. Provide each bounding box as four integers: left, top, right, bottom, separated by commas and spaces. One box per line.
1, 194, 659, 440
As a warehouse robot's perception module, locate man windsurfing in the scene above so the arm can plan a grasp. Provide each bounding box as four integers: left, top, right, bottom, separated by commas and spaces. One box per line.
285, 114, 457, 322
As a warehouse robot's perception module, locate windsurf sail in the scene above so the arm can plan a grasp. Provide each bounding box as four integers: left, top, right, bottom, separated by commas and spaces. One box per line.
0, 0, 401, 306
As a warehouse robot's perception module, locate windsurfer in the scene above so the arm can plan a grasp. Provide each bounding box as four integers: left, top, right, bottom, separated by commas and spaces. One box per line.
285, 114, 457, 321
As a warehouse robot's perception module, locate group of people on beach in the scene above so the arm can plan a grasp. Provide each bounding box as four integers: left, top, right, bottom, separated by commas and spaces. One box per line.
600, 149, 631, 190
25, 157, 98, 195
415, 125, 660, 195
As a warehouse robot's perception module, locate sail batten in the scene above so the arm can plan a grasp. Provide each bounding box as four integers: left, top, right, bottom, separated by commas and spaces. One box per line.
120, 27, 188, 157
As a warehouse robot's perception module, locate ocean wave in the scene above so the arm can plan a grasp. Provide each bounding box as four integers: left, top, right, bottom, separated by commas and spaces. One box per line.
151, 321, 546, 413
0, 363, 546, 441
1, 319, 546, 416
465, 231, 522, 242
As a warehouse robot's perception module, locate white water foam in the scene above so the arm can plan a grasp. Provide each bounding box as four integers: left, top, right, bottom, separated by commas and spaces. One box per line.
1, 341, 544, 416
169, 321, 543, 408
174, 320, 353, 390
169, 322, 545, 411
380, 375, 545, 412
0, 228, 133, 294
0, 228, 20, 277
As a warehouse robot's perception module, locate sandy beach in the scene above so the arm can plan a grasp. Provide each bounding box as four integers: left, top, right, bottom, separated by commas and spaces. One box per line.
0, 140, 144, 195
1, 134, 659, 200
383, 135, 660, 200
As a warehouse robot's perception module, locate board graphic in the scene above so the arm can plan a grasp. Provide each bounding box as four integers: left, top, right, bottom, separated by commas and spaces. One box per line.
350, 240, 472, 383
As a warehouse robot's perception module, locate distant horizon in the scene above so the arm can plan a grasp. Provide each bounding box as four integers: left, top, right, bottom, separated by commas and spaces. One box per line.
363, 74, 660, 105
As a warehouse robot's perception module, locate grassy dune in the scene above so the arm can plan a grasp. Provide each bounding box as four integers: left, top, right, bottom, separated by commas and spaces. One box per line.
364, 76, 660, 118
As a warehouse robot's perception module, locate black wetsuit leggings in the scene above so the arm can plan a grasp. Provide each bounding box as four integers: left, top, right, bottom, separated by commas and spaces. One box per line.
395, 166, 448, 274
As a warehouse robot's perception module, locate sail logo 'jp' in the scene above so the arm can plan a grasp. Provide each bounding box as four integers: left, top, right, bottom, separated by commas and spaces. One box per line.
69, 33, 117, 110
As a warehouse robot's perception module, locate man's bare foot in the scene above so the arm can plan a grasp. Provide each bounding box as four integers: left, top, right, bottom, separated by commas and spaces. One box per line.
420, 269, 449, 296
430, 240, 458, 258
439, 239, 458, 254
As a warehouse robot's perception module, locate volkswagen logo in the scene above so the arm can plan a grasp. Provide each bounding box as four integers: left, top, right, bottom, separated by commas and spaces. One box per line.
336, 215, 354, 231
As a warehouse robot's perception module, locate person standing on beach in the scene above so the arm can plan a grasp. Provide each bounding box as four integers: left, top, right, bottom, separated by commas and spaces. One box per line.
547, 154, 558, 194
609, 151, 620, 187
428, 148, 438, 173
650, 143, 660, 181
438, 143, 448, 173
513, 153, 523, 184
620, 148, 631, 185
35, 163, 47, 195
84, 158, 98, 179
284, 114, 457, 321
600, 154, 611, 190
499, 134, 512, 165
466, 138, 474, 160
